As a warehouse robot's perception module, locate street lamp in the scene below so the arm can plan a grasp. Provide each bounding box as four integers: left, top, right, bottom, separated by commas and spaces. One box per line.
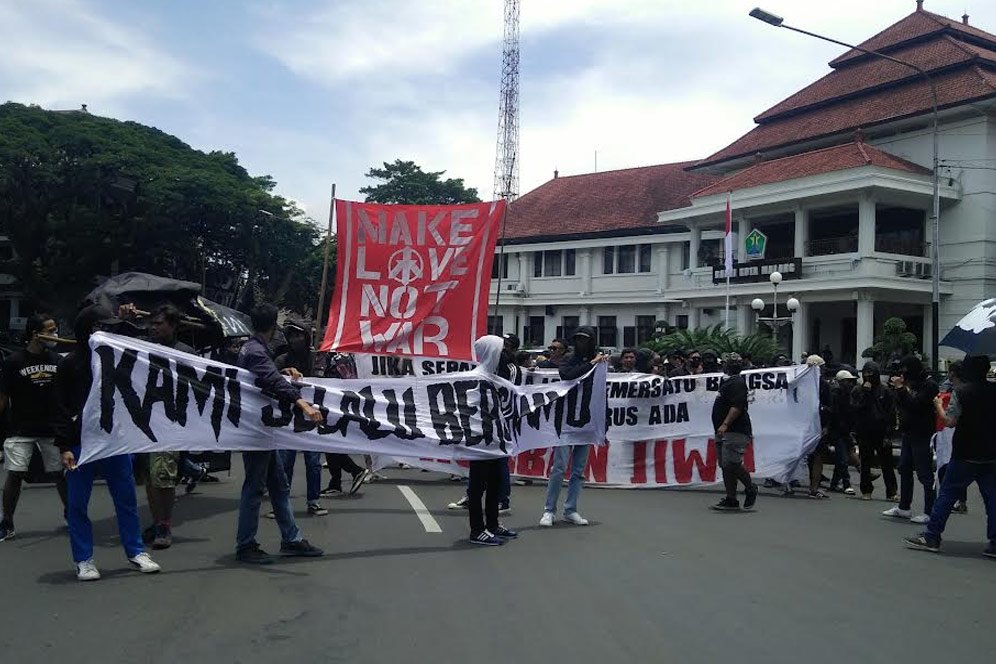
749, 7, 941, 373
750, 271, 800, 348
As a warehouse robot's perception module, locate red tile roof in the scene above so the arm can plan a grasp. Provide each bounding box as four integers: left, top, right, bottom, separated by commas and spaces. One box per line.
689, 142, 930, 199
501, 163, 721, 242
698, 9, 996, 170
831, 9, 996, 66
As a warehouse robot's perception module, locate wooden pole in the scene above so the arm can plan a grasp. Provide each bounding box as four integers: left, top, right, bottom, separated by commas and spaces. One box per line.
315, 184, 336, 345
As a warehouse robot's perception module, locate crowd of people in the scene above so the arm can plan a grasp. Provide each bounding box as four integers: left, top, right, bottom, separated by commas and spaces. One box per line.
0, 307, 993, 581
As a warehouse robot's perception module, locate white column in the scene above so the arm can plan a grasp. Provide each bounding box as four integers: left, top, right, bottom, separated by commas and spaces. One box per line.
792, 301, 809, 361
579, 249, 593, 295
516, 307, 526, 340
858, 196, 876, 256
656, 304, 669, 330
736, 302, 751, 335
518, 252, 531, 292
922, 303, 933, 360
856, 297, 875, 368
689, 226, 702, 269
794, 207, 807, 257
688, 306, 701, 330
579, 306, 592, 327
738, 217, 750, 261
656, 245, 670, 292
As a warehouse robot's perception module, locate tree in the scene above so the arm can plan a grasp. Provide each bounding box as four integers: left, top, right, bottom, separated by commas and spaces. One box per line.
644, 324, 780, 363
359, 159, 481, 204
0, 102, 326, 321
862, 317, 919, 365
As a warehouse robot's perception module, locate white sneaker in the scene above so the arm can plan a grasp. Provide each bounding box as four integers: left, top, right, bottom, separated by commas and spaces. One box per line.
128, 552, 162, 574
910, 514, 930, 524
563, 512, 589, 526
882, 506, 912, 519
539, 511, 555, 527
76, 559, 101, 582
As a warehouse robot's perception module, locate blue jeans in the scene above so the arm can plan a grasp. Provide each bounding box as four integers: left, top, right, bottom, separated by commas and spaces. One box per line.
829, 434, 852, 489
66, 447, 144, 563
278, 450, 322, 507
927, 459, 996, 542
236, 451, 301, 550
545, 445, 590, 515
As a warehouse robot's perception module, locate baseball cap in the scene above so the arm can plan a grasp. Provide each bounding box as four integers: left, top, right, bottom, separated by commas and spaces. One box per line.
502, 332, 520, 350
805, 354, 826, 367
835, 369, 857, 380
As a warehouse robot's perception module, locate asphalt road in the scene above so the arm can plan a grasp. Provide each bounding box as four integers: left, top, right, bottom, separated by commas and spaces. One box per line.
1, 464, 993, 664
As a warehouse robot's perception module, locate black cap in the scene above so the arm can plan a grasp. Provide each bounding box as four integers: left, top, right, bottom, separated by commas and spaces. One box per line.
502, 332, 520, 350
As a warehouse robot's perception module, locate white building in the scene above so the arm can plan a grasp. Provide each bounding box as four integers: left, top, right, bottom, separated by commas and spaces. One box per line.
489, 5, 996, 367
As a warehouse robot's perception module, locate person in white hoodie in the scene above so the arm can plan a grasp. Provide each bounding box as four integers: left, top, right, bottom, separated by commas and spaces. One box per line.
465, 335, 519, 546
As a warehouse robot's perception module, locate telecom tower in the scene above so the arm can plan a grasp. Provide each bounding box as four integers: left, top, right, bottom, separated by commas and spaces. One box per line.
493, 0, 520, 202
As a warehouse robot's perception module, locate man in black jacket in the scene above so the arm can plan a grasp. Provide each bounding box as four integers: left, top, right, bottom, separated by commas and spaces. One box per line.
540, 326, 607, 527
884, 355, 939, 523
710, 353, 758, 511
905, 354, 996, 557
235, 304, 324, 564
851, 361, 897, 500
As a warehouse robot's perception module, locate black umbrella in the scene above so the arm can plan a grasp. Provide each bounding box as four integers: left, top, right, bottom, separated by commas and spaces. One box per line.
939, 298, 996, 355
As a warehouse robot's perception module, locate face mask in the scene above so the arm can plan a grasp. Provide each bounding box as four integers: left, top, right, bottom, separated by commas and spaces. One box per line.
42, 339, 57, 349
689, 358, 701, 367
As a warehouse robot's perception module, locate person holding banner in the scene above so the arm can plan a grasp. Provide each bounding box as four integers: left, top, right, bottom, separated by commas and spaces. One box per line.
54, 305, 161, 581
540, 326, 606, 527
465, 335, 519, 546
710, 353, 759, 511
234, 304, 324, 564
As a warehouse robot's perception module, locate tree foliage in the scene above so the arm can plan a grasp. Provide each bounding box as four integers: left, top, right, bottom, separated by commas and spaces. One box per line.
0, 102, 326, 319
644, 324, 780, 363
862, 316, 919, 364
359, 159, 481, 204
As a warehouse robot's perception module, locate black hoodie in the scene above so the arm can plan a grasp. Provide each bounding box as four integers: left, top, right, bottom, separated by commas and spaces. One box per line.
560, 325, 598, 380
891, 356, 939, 438
951, 355, 996, 462
850, 361, 895, 436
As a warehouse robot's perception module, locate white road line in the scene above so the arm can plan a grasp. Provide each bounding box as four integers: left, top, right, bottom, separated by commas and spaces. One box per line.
397, 485, 443, 533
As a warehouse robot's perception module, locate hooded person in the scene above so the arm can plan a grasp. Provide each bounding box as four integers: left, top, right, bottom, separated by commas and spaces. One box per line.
884, 355, 940, 523
53, 305, 162, 581
540, 326, 608, 527
701, 350, 721, 375
461, 335, 518, 546
850, 361, 898, 500
829, 368, 858, 495
906, 354, 996, 557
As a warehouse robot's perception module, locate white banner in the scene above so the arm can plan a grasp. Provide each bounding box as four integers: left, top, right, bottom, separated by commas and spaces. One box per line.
395, 367, 822, 487
78, 333, 606, 465
353, 353, 476, 379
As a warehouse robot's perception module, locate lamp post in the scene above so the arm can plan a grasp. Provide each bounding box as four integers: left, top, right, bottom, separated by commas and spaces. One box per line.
751, 271, 800, 350
749, 7, 941, 373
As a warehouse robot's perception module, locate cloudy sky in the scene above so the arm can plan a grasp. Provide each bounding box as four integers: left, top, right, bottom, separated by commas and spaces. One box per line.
3, 0, 994, 221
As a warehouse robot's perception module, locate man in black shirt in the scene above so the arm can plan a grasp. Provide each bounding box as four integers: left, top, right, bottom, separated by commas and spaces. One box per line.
0, 314, 68, 542
711, 353, 758, 511
905, 354, 996, 557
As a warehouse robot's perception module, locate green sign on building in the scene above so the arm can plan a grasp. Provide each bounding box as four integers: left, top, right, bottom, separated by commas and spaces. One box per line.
744, 228, 768, 261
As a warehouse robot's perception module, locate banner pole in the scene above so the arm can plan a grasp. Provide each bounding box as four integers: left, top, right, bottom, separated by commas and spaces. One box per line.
315, 183, 336, 344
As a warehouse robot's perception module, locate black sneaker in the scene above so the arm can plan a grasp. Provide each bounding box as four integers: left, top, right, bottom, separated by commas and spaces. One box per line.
152, 524, 173, 550
984, 543, 996, 559
0, 522, 15, 542
320, 484, 343, 497
349, 469, 371, 496
280, 539, 324, 557
469, 530, 503, 546
710, 498, 740, 511
494, 525, 518, 539
236, 543, 274, 565
904, 532, 941, 553
744, 484, 758, 509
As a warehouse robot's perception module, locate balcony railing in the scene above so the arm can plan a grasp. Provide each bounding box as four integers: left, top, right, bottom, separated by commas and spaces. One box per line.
876, 236, 929, 257
805, 236, 858, 257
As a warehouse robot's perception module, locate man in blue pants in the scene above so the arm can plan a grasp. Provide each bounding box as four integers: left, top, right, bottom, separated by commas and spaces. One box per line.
54, 305, 161, 581
235, 304, 324, 564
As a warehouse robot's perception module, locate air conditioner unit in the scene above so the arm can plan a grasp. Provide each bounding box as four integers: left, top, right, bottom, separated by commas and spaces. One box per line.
896, 260, 916, 277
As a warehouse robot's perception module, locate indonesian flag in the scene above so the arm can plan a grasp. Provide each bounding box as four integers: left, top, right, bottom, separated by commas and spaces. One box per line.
724, 192, 733, 277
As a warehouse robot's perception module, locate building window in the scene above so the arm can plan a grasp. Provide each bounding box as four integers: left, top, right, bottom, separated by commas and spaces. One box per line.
597, 316, 617, 348
681, 243, 690, 270
636, 315, 656, 344
526, 316, 545, 346
491, 254, 509, 279
564, 249, 576, 276
676, 314, 689, 330
698, 239, 723, 267
560, 315, 579, 341
533, 252, 543, 277
623, 326, 636, 347
487, 316, 504, 335
618, 245, 636, 273
639, 245, 652, 273
603, 247, 615, 274
543, 250, 562, 277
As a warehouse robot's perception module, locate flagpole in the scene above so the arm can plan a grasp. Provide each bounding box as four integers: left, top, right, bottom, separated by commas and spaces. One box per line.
724, 192, 732, 330
315, 183, 336, 344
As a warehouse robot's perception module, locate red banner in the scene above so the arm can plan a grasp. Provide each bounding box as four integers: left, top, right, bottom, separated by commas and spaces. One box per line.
321, 199, 504, 359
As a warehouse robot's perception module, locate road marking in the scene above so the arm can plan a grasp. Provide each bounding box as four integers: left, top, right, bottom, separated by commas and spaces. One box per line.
397, 485, 443, 533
